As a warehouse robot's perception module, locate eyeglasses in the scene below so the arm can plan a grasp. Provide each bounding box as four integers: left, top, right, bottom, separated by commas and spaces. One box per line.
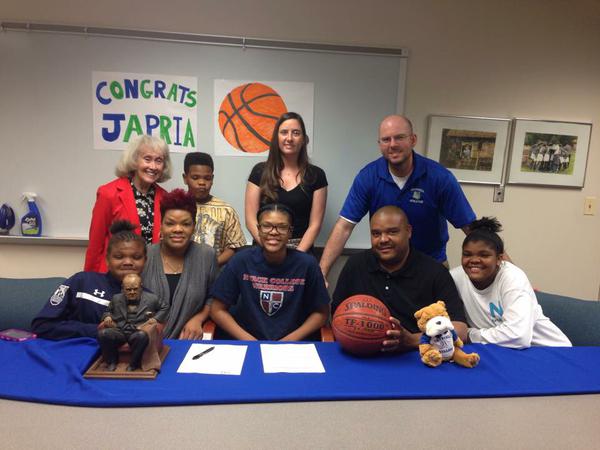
258, 223, 291, 234
378, 134, 412, 145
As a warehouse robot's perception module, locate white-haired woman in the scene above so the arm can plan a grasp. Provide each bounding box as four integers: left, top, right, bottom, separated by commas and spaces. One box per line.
84, 135, 172, 272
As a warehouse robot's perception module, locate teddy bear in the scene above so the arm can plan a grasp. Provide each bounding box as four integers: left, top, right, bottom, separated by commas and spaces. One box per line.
414, 301, 480, 368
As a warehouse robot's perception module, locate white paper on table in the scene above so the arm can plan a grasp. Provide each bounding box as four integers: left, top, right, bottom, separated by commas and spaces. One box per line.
177, 343, 247, 375
260, 343, 325, 373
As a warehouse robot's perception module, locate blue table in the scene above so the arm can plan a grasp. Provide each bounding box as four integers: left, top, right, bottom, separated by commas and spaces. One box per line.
1, 338, 598, 407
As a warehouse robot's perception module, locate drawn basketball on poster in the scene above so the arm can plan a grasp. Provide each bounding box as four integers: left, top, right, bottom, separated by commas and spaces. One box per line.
218, 83, 288, 153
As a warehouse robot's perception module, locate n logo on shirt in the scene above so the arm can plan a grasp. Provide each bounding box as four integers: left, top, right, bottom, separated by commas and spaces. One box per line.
260, 291, 284, 316
489, 302, 504, 320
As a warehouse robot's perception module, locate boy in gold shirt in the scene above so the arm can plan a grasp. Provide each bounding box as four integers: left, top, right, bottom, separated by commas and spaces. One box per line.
183, 152, 246, 266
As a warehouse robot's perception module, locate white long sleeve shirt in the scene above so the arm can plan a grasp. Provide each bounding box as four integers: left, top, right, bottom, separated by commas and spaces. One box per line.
451, 262, 571, 348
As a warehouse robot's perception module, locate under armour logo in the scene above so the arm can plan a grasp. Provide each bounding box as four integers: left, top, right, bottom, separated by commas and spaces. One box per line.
93, 289, 106, 298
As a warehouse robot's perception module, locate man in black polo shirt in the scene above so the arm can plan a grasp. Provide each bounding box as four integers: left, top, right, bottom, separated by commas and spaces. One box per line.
332, 205, 468, 352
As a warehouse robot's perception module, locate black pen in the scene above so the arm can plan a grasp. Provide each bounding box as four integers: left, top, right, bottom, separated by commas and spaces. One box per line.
192, 346, 215, 360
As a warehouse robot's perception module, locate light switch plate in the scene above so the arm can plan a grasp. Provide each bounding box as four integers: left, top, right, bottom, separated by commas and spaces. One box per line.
584, 197, 596, 215
493, 186, 505, 203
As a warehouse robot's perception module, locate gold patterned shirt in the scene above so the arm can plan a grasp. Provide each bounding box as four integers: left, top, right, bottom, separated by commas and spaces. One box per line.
192, 196, 246, 256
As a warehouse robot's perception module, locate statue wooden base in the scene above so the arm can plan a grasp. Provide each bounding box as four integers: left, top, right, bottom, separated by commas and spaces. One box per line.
84, 345, 170, 380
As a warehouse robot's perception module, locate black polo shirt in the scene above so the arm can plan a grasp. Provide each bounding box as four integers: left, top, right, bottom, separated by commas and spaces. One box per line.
332, 248, 466, 334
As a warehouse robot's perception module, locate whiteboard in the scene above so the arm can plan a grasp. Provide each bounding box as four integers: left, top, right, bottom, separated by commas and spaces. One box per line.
0, 30, 406, 248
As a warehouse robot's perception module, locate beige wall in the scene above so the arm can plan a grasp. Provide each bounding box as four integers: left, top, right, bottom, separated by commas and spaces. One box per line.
0, 243, 86, 278
1, 0, 599, 299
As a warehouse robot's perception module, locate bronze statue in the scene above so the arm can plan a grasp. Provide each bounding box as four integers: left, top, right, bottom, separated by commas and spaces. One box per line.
97, 274, 168, 371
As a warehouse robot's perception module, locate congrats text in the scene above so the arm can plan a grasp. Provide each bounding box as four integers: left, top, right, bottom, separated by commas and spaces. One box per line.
93, 71, 198, 152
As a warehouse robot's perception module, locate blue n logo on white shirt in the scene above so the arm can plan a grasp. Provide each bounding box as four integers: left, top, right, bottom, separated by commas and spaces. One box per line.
489, 302, 503, 320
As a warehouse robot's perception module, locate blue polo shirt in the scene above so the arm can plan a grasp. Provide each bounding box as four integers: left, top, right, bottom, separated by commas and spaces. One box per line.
339, 152, 475, 261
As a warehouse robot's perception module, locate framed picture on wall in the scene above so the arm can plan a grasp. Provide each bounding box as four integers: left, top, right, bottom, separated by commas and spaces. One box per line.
426, 115, 511, 184
507, 119, 592, 187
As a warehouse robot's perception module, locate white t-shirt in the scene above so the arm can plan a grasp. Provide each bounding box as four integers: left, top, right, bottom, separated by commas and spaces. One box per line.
450, 262, 571, 348
389, 168, 411, 190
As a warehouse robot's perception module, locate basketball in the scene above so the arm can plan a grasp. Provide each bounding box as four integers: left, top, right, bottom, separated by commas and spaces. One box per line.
332, 295, 392, 356
218, 82, 288, 153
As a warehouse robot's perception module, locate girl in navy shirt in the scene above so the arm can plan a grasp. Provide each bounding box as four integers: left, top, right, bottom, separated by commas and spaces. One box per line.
210, 204, 330, 341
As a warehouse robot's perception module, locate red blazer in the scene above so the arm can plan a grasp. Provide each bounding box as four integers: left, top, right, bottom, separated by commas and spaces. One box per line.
84, 177, 166, 272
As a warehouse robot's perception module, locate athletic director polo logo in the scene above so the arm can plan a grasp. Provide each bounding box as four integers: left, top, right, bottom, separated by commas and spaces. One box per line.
260, 291, 284, 316
50, 285, 69, 306
409, 188, 424, 204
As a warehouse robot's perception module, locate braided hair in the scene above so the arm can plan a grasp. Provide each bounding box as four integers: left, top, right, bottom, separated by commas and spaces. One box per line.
106, 220, 146, 256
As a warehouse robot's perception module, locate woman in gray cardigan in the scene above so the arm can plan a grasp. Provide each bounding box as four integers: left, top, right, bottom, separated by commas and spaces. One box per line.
142, 189, 217, 339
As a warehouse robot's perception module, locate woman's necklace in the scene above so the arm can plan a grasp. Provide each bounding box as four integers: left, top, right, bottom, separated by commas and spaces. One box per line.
161, 248, 184, 274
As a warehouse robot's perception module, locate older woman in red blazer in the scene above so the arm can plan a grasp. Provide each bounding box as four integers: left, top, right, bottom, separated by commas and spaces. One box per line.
84, 135, 172, 272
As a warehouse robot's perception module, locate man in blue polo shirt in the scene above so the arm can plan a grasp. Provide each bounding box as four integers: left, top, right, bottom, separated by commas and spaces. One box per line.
320, 115, 475, 280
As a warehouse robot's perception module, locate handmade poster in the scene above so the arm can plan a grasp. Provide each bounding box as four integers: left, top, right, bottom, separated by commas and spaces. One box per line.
92, 71, 198, 152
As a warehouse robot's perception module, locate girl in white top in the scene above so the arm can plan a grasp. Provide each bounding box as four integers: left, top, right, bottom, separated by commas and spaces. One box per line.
451, 217, 571, 348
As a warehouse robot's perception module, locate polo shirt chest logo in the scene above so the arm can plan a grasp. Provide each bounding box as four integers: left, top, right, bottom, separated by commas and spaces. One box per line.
409, 188, 424, 204
260, 290, 284, 316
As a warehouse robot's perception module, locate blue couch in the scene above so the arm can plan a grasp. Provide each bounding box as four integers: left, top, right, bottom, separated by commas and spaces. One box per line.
0, 277, 65, 332
536, 291, 600, 346
1, 277, 599, 345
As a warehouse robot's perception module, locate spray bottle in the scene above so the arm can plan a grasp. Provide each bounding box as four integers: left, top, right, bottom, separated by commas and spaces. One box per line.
21, 192, 43, 237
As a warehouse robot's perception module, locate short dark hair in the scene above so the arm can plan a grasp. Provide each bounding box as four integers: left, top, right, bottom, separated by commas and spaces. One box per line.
371, 205, 410, 227
463, 217, 504, 255
160, 188, 197, 222
184, 152, 214, 173
257, 203, 295, 225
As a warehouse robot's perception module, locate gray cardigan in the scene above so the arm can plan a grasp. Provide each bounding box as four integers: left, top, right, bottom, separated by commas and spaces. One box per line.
142, 242, 217, 339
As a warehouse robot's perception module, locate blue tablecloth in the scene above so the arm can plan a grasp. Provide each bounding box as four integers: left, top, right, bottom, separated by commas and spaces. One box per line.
0, 338, 598, 407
